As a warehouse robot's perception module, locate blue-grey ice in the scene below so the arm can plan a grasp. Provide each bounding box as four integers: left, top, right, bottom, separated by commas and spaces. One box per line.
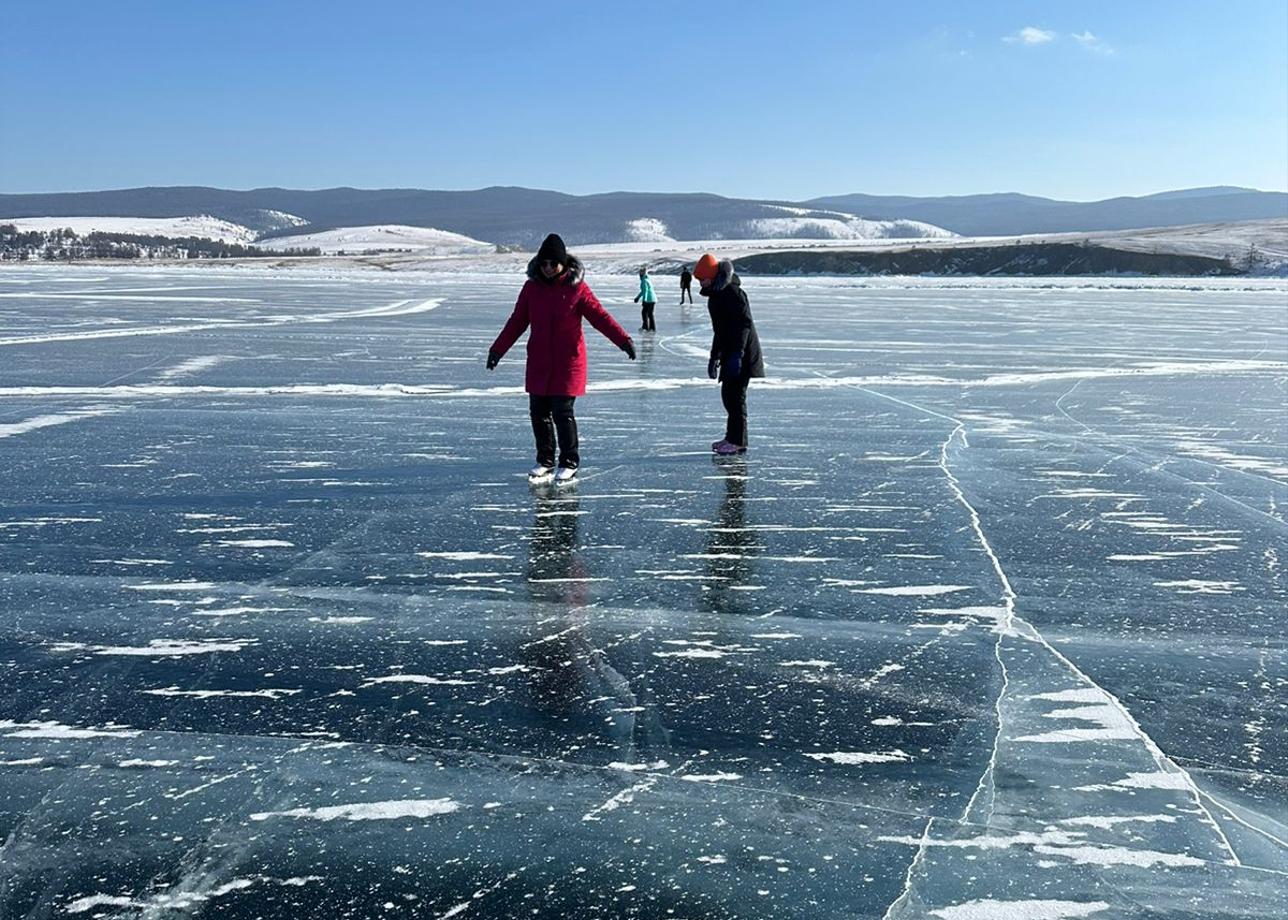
0, 266, 1285, 918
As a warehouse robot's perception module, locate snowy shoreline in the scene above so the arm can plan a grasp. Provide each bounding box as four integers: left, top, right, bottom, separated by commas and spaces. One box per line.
5, 217, 1285, 277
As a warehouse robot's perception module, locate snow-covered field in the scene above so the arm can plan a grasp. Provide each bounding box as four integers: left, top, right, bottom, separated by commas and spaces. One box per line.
0, 214, 261, 243
615, 210, 954, 243
1078, 219, 1288, 269
8, 213, 1284, 276
0, 264, 1285, 918
745, 204, 953, 240
237, 219, 1288, 276
252, 224, 496, 256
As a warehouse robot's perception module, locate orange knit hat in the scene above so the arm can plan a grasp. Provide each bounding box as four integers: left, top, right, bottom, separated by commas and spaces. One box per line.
693, 253, 719, 281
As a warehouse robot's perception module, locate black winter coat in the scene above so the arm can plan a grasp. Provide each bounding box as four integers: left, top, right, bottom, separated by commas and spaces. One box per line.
703, 259, 765, 381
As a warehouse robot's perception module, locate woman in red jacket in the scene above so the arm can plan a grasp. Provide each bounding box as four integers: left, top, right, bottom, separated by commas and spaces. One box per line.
487, 234, 636, 484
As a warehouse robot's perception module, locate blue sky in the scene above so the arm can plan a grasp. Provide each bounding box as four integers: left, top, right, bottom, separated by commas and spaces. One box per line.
3, 0, 1285, 200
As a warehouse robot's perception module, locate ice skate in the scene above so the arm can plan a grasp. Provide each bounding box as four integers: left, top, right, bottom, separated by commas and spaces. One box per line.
528, 464, 555, 484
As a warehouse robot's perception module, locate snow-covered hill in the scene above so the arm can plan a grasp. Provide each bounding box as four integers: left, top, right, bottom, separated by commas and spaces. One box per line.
1078, 219, 1288, 273
0, 215, 258, 243
740, 207, 954, 240
605, 211, 952, 245
622, 218, 674, 242
252, 224, 495, 256
249, 209, 310, 233
271, 219, 1283, 277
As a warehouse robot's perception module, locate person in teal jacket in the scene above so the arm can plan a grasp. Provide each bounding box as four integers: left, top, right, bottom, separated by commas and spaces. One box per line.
633, 267, 657, 332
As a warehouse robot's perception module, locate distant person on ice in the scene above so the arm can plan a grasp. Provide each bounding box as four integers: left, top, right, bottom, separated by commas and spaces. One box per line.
694, 253, 764, 455
487, 233, 636, 484
679, 265, 694, 304
633, 266, 657, 331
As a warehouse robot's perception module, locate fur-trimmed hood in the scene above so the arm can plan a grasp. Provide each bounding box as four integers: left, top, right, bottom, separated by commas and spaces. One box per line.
700, 259, 738, 294
527, 253, 585, 286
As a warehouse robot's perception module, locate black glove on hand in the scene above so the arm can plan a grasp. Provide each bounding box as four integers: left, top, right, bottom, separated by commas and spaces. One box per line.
486, 350, 501, 370
707, 356, 719, 379
621, 339, 637, 361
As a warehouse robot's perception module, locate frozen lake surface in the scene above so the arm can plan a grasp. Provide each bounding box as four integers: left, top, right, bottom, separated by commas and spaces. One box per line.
1, 266, 1285, 918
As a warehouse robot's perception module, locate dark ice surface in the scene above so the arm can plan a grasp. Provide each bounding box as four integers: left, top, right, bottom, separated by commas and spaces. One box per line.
0, 266, 1285, 918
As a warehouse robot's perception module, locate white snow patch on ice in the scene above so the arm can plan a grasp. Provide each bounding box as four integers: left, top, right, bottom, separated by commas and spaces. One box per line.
70, 638, 256, 657
65, 876, 322, 914
653, 648, 727, 659
1029, 688, 1109, 703
1032, 844, 1204, 868
0, 516, 101, 529
1075, 770, 1192, 792
192, 606, 299, 618
607, 760, 670, 772
156, 355, 233, 381
417, 551, 514, 560
859, 584, 972, 597
1016, 701, 1138, 743
251, 798, 462, 822
929, 900, 1110, 920
0, 719, 140, 739
142, 687, 299, 700
806, 750, 912, 765
0, 407, 121, 439
678, 772, 742, 783
918, 605, 1008, 623
1059, 814, 1178, 829
1153, 578, 1245, 594
361, 674, 477, 687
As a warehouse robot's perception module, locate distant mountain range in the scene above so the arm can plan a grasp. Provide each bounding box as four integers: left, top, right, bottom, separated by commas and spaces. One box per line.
1, 185, 1283, 245
806, 187, 1287, 236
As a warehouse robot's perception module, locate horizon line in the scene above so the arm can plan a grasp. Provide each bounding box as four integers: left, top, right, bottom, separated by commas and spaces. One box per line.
1, 183, 1284, 206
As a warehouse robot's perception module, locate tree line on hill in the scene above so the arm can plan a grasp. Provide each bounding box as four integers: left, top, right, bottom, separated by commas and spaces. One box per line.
0, 225, 320, 261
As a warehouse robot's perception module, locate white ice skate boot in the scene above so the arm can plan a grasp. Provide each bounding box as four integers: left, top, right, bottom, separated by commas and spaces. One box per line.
554, 466, 578, 485
528, 464, 554, 483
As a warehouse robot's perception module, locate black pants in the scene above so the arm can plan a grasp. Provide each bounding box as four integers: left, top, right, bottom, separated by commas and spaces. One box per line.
720, 376, 750, 447
530, 395, 579, 469
680, 287, 692, 304
640, 301, 656, 331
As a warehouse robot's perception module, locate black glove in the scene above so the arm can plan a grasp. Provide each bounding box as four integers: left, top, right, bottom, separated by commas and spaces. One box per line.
486, 350, 501, 370
725, 352, 742, 378
707, 355, 719, 379
621, 339, 637, 361
633, 295, 640, 303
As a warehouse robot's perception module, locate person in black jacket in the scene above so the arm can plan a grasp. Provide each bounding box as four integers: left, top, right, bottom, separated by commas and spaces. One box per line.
693, 253, 765, 454
679, 266, 694, 304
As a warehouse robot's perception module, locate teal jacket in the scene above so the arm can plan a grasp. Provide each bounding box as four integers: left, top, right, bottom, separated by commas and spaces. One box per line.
635, 275, 656, 303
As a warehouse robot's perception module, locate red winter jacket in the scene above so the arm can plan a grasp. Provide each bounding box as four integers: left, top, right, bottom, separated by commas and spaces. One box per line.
490, 256, 631, 396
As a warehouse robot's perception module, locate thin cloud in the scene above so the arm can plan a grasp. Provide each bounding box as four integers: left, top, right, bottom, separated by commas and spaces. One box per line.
1003, 26, 1056, 45
1072, 30, 1114, 54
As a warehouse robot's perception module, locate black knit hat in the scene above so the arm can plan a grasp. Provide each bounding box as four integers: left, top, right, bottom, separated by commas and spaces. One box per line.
536, 233, 568, 264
